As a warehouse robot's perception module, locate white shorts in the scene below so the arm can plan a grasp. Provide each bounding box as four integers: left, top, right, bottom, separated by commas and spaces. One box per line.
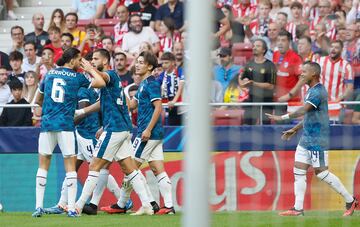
38, 131, 76, 157
94, 131, 133, 162
132, 137, 164, 163
295, 145, 328, 168
76, 131, 96, 163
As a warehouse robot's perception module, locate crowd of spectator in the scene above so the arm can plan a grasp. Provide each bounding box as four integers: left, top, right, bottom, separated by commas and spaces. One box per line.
0, 0, 359, 126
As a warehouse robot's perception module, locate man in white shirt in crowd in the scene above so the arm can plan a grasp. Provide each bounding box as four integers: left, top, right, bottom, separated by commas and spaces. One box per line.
122, 14, 160, 56
0, 66, 12, 115
22, 41, 41, 72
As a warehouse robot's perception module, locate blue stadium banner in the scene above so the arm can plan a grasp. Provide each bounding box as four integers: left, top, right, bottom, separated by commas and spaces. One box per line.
1, 125, 360, 153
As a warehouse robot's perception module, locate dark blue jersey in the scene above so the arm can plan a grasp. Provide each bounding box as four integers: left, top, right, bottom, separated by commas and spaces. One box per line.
76, 87, 100, 139
39, 67, 90, 132
100, 70, 132, 132
135, 75, 164, 140
299, 83, 330, 151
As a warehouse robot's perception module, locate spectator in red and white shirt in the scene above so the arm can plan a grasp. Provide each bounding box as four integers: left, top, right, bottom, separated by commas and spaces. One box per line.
310, 0, 336, 38
113, 5, 129, 46
287, 1, 308, 41
232, 0, 257, 20
158, 17, 181, 56
318, 40, 354, 102
273, 30, 303, 104
246, 0, 272, 37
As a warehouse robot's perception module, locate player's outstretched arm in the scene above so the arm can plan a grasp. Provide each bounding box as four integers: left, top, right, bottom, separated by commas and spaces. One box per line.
281, 120, 303, 141
265, 103, 314, 122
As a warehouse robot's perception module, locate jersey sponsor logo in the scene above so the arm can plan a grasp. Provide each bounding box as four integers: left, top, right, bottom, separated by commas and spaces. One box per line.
284, 62, 288, 68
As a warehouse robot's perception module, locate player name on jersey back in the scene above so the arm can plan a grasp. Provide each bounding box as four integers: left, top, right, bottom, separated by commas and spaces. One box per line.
48, 69, 77, 78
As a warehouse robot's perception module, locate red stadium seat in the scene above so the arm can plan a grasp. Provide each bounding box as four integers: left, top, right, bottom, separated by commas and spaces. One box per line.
232, 42, 253, 62
213, 109, 244, 125
102, 26, 114, 36
95, 18, 118, 26
233, 56, 247, 66
78, 19, 94, 27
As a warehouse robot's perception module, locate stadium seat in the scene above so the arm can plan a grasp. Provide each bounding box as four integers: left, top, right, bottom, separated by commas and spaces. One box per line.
95, 18, 118, 26
102, 26, 114, 36
213, 109, 244, 125
232, 43, 253, 62
233, 56, 247, 66
78, 19, 94, 27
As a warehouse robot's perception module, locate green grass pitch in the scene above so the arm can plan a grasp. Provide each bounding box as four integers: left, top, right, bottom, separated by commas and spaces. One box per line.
0, 211, 359, 227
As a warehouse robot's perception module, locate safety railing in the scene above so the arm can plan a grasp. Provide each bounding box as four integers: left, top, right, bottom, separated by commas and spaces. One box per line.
2, 101, 360, 125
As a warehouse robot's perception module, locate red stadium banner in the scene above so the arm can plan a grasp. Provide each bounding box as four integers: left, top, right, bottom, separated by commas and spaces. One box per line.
77, 151, 360, 211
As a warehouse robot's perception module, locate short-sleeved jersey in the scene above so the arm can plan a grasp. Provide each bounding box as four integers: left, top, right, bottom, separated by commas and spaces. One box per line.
76, 87, 100, 139
100, 70, 132, 132
273, 49, 302, 102
135, 75, 163, 140
39, 67, 91, 132
242, 59, 276, 102
318, 56, 354, 101
299, 83, 330, 151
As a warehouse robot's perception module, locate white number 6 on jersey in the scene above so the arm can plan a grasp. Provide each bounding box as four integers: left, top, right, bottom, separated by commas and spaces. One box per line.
51, 78, 66, 103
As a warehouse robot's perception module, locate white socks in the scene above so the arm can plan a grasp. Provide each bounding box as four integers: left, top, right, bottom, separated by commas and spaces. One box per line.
90, 169, 109, 206
139, 170, 155, 203
107, 174, 121, 199
117, 175, 133, 208
58, 177, 68, 207
157, 172, 173, 208
35, 168, 47, 209
76, 171, 99, 210
293, 168, 307, 210
66, 171, 77, 211
128, 170, 151, 207
317, 170, 354, 203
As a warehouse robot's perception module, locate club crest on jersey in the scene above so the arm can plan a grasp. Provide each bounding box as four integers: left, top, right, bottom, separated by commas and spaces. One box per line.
284, 62, 288, 68
40, 39, 46, 46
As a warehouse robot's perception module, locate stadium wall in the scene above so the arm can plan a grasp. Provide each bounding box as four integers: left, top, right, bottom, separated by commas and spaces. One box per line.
0, 127, 359, 212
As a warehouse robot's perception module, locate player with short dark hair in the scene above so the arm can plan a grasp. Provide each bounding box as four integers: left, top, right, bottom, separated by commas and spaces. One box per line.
73, 48, 154, 216
266, 61, 358, 217
103, 51, 175, 215
31, 48, 106, 218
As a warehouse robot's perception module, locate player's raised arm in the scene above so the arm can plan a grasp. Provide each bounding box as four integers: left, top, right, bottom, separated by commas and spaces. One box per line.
80, 58, 106, 87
